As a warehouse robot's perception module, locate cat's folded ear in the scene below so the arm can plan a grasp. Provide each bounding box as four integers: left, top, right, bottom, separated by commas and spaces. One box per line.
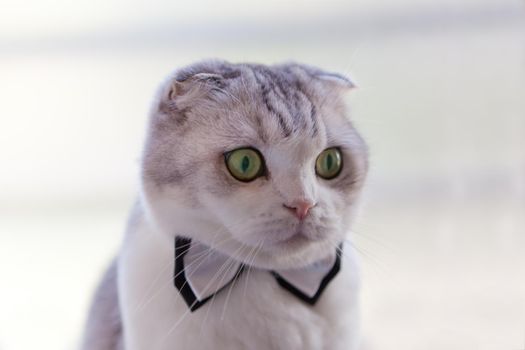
155, 72, 225, 123
161, 72, 226, 113
315, 72, 356, 90
291, 63, 356, 91
168, 73, 225, 100
157, 60, 238, 119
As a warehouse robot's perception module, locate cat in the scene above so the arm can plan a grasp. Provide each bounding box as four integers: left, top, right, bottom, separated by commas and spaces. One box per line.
81, 60, 369, 350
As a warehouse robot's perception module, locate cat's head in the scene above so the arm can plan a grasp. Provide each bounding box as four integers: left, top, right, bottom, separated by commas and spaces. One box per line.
140, 60, 368, 269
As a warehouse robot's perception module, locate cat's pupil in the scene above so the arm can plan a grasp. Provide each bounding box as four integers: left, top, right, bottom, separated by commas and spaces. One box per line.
326, 154, 333, 170
241, 156, 250, 173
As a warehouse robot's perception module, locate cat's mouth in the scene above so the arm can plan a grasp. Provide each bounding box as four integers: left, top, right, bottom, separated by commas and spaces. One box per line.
227, 228, 333, 269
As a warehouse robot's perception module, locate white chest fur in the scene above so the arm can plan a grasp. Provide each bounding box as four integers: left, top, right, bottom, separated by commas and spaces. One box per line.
118, 218, 361, 350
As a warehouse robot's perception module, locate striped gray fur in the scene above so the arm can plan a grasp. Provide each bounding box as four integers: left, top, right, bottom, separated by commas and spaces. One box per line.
143, 60, 362, 189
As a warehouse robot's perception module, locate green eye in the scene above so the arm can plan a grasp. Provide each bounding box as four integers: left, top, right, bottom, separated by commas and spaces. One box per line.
225, 148, 264, 182
316, 148, 343, 179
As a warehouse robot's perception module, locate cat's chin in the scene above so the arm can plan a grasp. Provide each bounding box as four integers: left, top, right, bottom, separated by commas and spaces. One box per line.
261, 231, 315, 253
226, 234, 337, 270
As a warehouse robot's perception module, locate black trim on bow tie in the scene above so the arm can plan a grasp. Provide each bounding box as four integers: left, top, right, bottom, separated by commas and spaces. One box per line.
173, 236, 244, 312
271, 246, 341, 305
173, 236, 342, 312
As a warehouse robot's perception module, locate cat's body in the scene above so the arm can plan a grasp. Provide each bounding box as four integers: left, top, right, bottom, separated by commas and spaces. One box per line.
82, 60, 368, 350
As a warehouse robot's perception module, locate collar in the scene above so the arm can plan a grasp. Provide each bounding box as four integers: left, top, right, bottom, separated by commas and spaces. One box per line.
173, 236, 342, 312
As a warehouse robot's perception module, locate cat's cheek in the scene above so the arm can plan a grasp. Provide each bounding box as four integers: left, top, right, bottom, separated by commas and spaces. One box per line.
199, 190, 255, 229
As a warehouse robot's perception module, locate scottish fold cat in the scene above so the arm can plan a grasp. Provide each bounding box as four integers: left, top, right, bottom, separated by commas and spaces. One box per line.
81, 60, 368, 350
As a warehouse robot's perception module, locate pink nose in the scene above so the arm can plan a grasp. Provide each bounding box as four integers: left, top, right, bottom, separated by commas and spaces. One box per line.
283, 200, 315, 220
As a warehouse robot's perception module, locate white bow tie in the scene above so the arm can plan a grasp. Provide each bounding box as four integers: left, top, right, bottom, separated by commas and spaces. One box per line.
174, 237, 342, 312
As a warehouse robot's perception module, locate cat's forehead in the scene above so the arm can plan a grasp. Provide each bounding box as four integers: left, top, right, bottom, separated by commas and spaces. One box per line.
204, 64, 347, 148
155, 60, 354, 153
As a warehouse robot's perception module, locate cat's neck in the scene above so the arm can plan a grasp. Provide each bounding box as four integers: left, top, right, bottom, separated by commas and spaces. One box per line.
118, 203, 360, 350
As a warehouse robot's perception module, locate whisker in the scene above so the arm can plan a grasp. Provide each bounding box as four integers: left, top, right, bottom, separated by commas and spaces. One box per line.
241, 239, 263, 298
162, 242, 247, 340
198, 242, 250, 334
135, 233, 241, 313
325, 237, 390, 276
350, 229, 395, 253
219, 244, 250, 321
244, 241, 265, 297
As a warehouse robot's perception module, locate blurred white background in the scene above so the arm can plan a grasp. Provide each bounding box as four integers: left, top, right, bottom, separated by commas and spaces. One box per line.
1, 0, 524, 349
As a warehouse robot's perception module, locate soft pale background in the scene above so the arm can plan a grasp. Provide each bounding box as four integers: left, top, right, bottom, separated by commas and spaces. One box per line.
1, 0, 524, 349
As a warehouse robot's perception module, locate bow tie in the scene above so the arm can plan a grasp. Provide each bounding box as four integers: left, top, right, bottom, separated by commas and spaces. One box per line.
173, 237, 342, 312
